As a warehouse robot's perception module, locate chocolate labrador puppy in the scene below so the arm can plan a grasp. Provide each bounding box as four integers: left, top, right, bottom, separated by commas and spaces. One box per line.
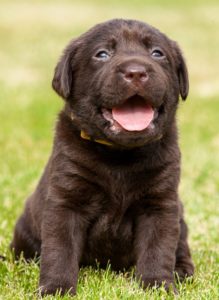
11, 19, 194, 296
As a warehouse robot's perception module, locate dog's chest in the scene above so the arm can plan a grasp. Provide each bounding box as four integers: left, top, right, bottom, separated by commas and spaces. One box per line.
85, 178, 136, 262
87, 168, 142, 242
82, 166, 150, 266
85, 207, 134, 267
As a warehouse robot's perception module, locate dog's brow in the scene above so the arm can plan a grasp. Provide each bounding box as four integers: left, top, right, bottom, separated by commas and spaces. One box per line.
142, 34, 153, 47
109, 37, 117, 48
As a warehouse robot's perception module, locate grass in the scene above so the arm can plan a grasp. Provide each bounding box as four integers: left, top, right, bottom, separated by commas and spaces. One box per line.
0, 0, 219, 299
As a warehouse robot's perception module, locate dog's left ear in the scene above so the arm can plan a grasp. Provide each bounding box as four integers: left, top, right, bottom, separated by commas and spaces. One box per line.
172, 42, 189, 100
52, 39, 80, 100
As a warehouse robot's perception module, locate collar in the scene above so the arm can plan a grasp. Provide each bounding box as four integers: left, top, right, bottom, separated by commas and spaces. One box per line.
70, 111, 114, 147
80, 130, 114, 147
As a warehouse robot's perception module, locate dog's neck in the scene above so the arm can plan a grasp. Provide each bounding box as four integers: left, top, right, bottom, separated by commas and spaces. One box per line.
68, 109, 114, 147
80, 130, 114, 147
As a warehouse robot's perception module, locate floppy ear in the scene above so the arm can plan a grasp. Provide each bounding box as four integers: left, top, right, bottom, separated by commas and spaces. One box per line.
172, 42, 189, 100
52, 40, 79, 100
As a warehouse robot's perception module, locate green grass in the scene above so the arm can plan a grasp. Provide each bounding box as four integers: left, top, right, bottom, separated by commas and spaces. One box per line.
0, 0, 219, 299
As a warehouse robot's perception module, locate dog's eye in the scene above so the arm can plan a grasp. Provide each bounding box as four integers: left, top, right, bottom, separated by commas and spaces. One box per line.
151, 49, 165, 58
95, 50, 110, 61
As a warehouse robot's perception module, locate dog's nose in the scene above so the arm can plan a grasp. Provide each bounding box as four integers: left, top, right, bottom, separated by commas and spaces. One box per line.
121, 64, 148, 84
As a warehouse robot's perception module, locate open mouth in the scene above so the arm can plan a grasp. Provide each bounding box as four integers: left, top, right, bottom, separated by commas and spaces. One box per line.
102, 95, 158, 133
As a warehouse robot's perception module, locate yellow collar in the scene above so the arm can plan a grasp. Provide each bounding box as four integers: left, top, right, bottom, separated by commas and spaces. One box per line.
80, 130, 114, 147
70, 111, 113, 147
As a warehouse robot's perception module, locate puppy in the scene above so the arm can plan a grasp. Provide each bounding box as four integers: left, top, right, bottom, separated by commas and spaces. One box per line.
11, 19, 194, 296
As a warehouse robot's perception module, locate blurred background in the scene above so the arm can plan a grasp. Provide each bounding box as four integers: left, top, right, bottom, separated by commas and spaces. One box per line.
0, 0, 218, 298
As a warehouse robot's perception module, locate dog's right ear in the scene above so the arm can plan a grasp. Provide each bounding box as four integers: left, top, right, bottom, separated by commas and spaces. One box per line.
171, 41, 189, 101
52, 40, 80, 100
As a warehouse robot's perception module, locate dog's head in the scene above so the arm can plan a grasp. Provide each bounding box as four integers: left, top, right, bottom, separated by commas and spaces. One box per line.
52, 19, 189, 148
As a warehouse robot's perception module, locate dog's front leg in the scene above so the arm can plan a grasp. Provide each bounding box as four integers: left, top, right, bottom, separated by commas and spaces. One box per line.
135, 201, 180, 291
39, 203, 85, 296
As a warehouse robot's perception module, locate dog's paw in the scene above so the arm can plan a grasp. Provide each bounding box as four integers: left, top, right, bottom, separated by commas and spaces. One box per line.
139, 276, 177, 294
175, 260, 194, 281
39, 283, 76, 297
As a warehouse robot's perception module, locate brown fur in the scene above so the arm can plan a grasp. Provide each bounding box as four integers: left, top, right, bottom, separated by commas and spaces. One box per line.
11, 19, 194, 296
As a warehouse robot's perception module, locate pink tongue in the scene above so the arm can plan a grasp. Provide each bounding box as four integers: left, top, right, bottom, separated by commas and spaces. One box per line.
112, 98, 154, 131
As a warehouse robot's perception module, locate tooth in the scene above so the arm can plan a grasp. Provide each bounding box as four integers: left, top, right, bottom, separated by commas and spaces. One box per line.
110, 125, 121, 134
153, 110, 158, 120
149, 123, 155, 129
102, 108, 115, 126
109, 119, 114, 125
